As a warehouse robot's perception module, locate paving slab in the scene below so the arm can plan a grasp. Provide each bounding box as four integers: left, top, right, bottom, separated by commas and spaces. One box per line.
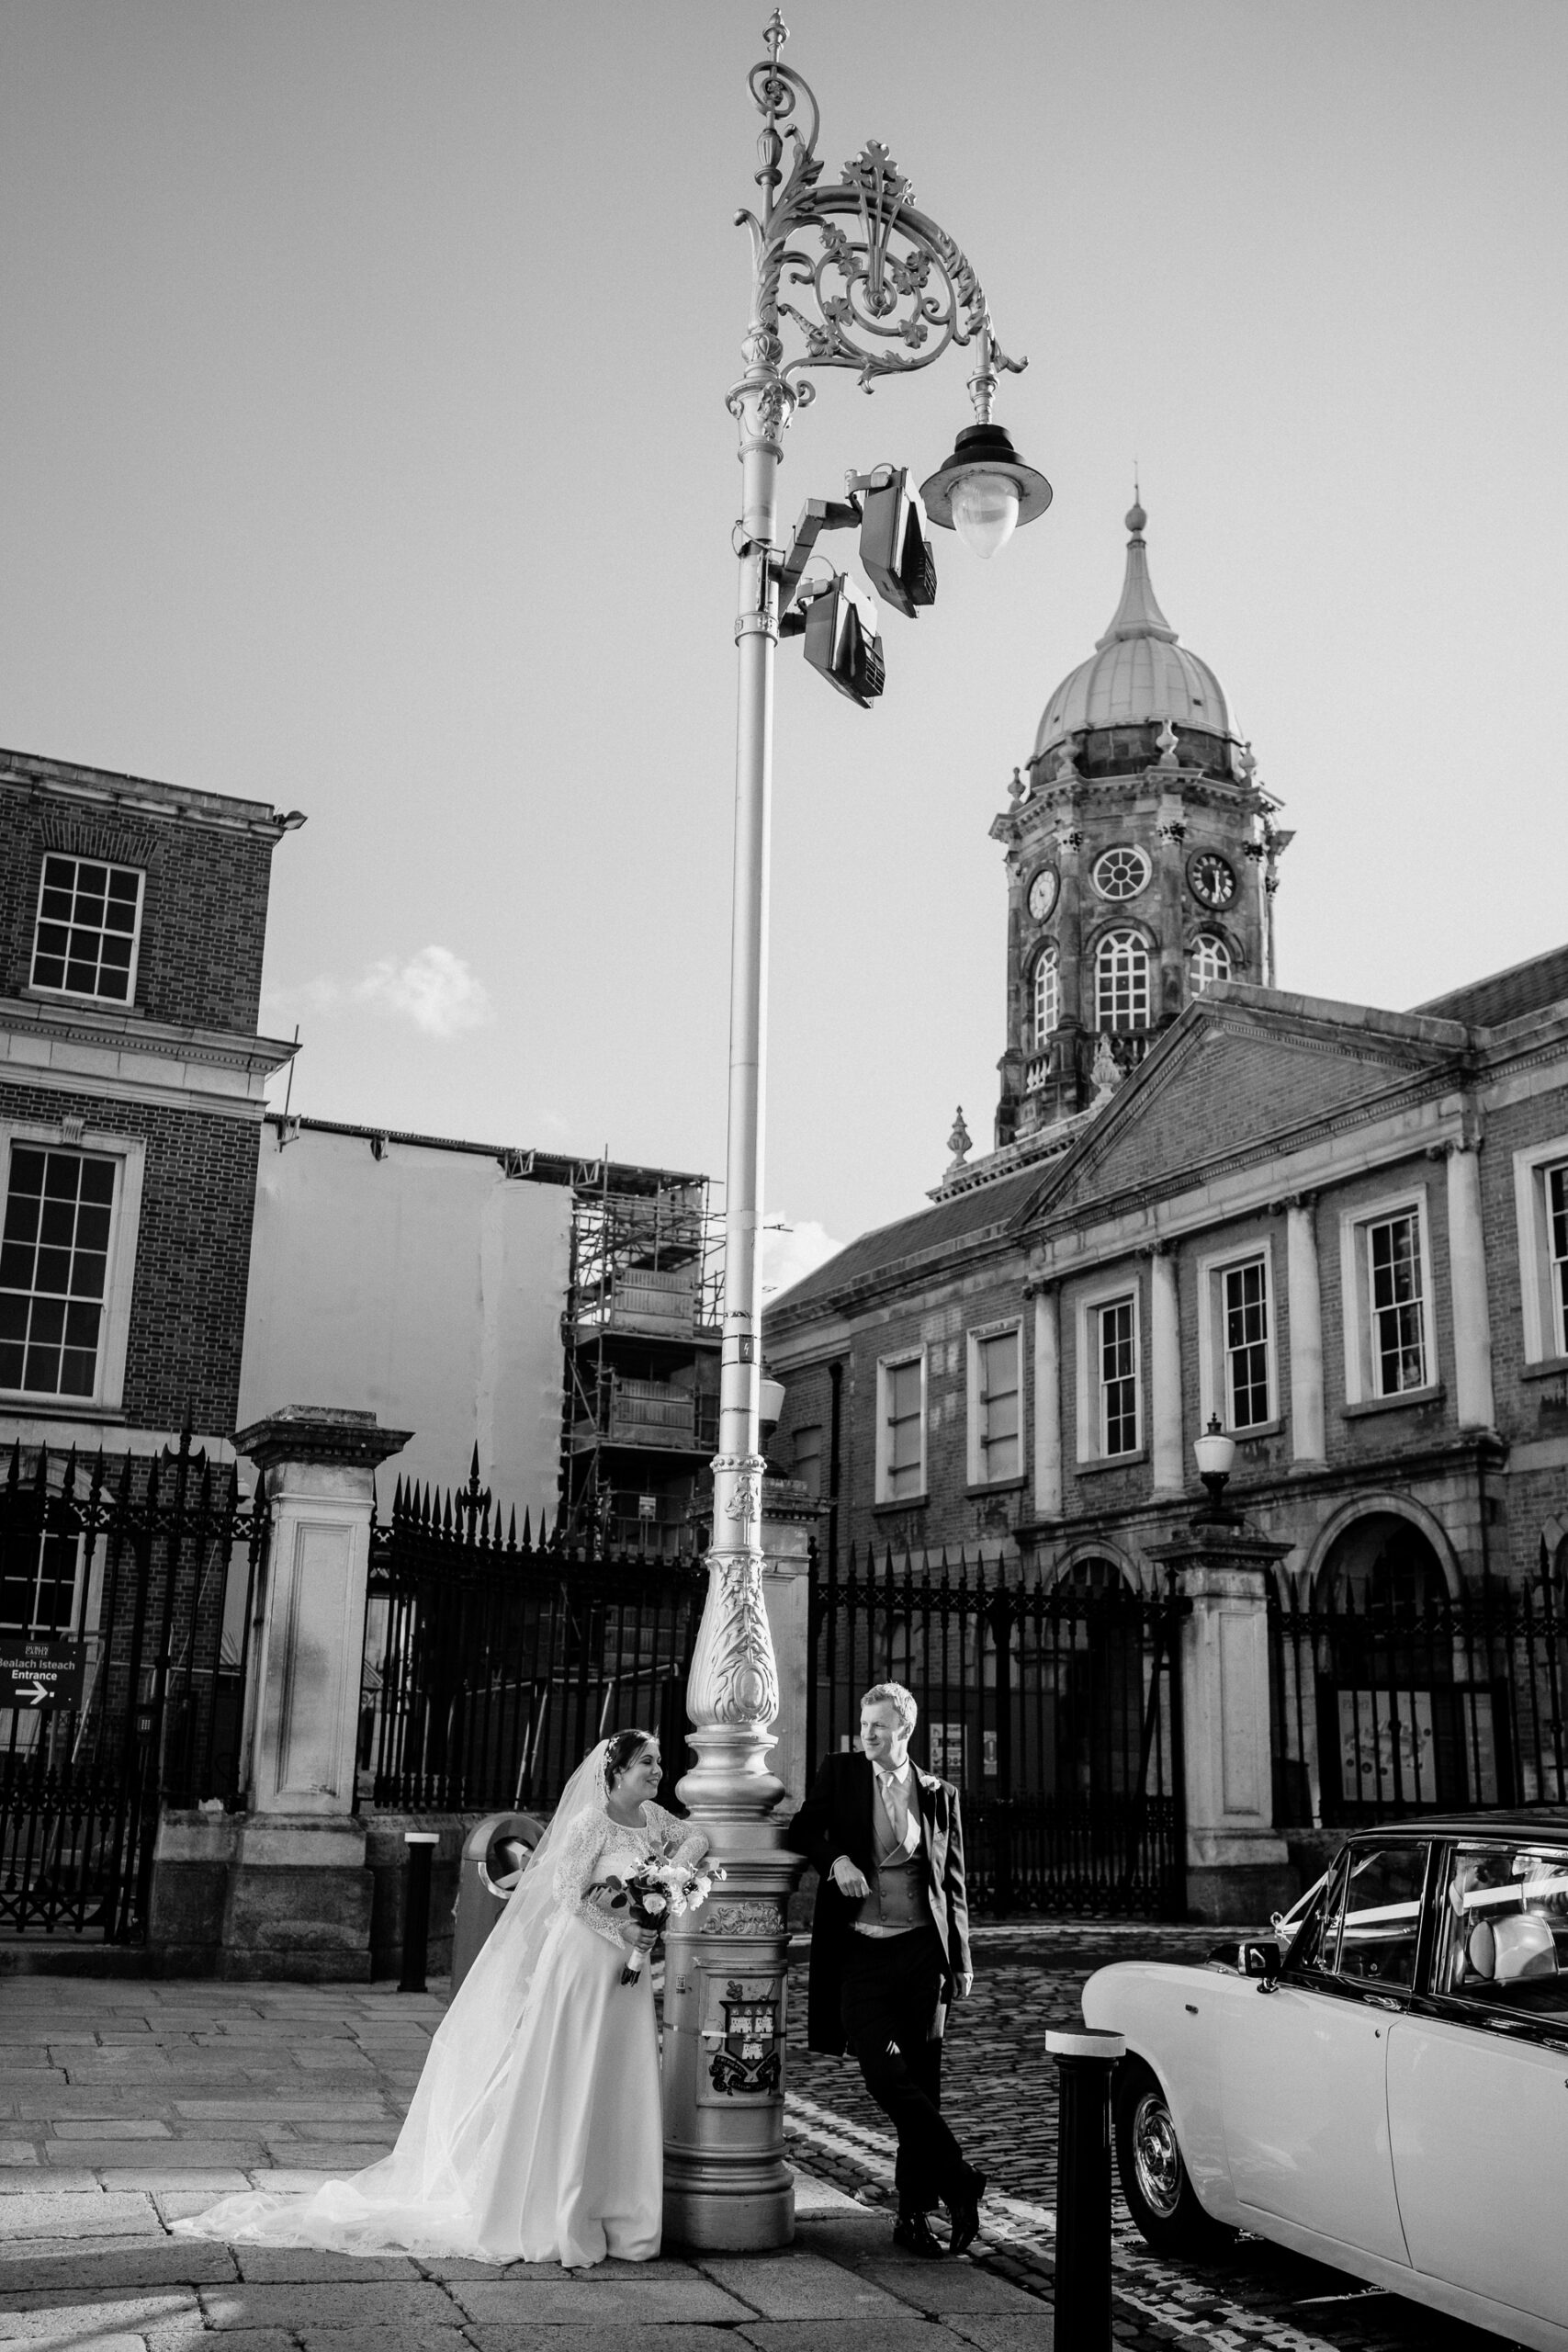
174, 2098, 389, 2120
791, 2176, 862, 2217
448, 2277, 758, 2324
51, 2117, 170, 2139
698, 2251, 906, 2321
197, 2280, 464, 2329
464, 2332, 748, 2352
852, 2264, 1046, 2316
102, 2169, 256, 2194
143, 2335, 293, 2352
0, 2189, 164, 2238
45, 2140, 253, 2169
231, 2246, 423, 2281
0, 2172, 101, 2192
735, 2326, 976, 2352
96, 2141, 275, 2170
940, 2318, 1056, 2351
0, 2242, 238, 2292
291, 2333, 471, 2352
0, 2291, 201, 2324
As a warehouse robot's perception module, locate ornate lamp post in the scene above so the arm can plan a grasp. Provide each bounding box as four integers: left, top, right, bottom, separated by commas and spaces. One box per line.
661, 13, 1050, 2251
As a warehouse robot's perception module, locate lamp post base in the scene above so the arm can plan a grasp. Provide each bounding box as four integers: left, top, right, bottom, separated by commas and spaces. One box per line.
660, 1826, 802, 2251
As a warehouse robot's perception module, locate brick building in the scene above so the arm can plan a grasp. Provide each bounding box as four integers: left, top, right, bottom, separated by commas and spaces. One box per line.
1, 749, 301, 1457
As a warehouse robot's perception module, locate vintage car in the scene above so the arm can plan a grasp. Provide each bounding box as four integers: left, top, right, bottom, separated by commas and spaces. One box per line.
1081, 1811, 1568, 2351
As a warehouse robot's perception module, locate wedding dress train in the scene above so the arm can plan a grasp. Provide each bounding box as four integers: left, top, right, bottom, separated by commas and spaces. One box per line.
173, 1746, 705, 2267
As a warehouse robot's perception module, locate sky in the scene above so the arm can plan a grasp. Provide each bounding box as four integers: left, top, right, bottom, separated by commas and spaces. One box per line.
3, 2, 1565, 1295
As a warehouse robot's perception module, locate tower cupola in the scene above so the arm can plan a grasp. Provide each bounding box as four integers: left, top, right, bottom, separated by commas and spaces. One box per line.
989, 503, 1290, 1146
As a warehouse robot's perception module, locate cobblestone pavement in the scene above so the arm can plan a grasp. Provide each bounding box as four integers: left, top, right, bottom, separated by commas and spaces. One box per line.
784, 1923, 1514, 2352
0, 1931, 1530, 2352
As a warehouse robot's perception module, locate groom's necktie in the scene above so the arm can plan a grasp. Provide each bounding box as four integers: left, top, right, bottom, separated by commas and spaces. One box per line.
875, 1767, 919, 1857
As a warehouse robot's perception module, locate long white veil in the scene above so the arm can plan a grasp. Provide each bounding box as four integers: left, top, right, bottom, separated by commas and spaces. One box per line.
175, 1738, 615, 2255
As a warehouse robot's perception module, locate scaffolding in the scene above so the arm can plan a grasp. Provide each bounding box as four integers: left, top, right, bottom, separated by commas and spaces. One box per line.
561, 1165, 724, 1556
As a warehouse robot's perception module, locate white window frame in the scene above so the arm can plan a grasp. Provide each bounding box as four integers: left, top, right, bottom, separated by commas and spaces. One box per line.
875, 1347, 927, 1504
1338, 1185, 1437, 1405
1514, 1133, 1568, 1365
1196, 1240, 1278, 1432
1075, 1276, 1143, 1463
966, 1318, 1023, 1487
1094, 929, 1151, 1033
0, 1121, 144, 1411
1032, 944, 1060, 1047
1189, 933, 1232, 995
28, 854, 147, 1007
1091, 844, 1151, 901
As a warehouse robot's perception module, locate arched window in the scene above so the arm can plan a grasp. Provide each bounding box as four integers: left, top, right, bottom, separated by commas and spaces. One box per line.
1095, 930, 1149, 1031
1032, 944, 1060, 1046
1189, 933, 1232, 994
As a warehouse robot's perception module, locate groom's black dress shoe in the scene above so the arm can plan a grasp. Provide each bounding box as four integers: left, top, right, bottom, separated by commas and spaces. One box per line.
947, 2168, 987, 2256
893, 2211, 947, 2259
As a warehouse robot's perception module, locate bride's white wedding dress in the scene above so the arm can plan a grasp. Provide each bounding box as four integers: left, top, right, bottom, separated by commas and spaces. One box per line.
174, 1744, 708, 2268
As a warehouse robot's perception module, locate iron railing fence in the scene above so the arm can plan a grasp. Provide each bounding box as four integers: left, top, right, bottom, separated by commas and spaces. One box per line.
1269, 1573, 1568, 1828
0, 1432, 268, 1939
807, 1548, 1189, 1917
363, 1471, 706, 1814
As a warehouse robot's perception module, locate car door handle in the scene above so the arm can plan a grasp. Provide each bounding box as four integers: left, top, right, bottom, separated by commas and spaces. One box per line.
1363, 1995, 1400, 2012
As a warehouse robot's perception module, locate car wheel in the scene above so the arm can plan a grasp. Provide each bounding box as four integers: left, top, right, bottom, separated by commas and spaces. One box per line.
1113, 2060, 1235, 2258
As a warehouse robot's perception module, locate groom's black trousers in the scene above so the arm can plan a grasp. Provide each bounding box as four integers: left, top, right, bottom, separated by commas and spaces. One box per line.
840, 1921, 966, 2218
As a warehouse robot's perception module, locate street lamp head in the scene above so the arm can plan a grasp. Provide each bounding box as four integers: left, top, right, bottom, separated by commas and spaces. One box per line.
920, 420, 1052, 560
1192, 1413, 1239, 1524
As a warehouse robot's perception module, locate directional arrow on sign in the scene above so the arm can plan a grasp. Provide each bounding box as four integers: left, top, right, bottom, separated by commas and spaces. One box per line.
15, 1681, 50, 1707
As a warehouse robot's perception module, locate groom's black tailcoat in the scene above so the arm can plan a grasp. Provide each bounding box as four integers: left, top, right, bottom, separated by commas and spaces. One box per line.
786, 1751, 973, 2055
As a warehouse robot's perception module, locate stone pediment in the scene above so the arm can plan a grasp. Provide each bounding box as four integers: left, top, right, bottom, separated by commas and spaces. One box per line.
1016, 995, 1463, 1231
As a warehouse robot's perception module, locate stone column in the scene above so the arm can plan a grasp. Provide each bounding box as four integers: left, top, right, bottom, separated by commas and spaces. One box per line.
221, 1407, 410, 1979
1149, 1247, 1183, 1496
1054, 813, 1086, 1116
1032, 1283, 1062, 1520
1156, 805, 1187, 1023
1446, 1141, 1496, 1430
1146, 1518, 1297, 1925
1285, 1197, 1325, 1467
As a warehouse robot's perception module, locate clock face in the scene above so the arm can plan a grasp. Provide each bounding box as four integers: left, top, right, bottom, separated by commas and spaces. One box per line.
1026, 866, 1059, 922
1188, 850, 1236, 910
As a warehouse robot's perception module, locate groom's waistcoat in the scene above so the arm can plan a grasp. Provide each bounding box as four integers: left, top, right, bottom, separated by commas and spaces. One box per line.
855, 1780, 928, 1936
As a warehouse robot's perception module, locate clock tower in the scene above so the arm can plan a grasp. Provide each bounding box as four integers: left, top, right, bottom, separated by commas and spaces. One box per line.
990, 502, 1289, 1146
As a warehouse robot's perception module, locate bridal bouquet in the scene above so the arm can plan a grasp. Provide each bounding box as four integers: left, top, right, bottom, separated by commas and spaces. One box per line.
592, 1849, 725, 1985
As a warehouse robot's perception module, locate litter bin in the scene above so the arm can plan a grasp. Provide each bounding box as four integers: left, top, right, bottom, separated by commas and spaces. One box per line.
451, 1812, 545, 1994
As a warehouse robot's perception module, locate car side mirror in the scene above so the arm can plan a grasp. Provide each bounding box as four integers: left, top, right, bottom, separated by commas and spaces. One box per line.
1244, 1939, 1282, 1987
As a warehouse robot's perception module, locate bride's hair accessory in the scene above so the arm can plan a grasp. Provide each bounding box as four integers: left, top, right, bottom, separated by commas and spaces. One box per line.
604, 1726, 656, 1792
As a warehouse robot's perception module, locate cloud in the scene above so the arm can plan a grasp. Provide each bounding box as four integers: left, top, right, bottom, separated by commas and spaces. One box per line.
354, 945, 493, 1037
761, 1216, 843, 1301
264, 946, 493, 1040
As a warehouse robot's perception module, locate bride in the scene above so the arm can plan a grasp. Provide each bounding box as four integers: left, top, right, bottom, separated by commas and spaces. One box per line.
175, 1729, 709, 2268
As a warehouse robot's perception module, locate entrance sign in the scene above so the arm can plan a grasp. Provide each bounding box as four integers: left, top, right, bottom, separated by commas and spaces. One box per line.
0, 1636, 85, 1712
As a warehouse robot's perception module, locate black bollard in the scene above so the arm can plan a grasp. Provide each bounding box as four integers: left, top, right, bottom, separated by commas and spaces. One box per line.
1046, 2025, 1125, 2352
399, 1831, 440, 1993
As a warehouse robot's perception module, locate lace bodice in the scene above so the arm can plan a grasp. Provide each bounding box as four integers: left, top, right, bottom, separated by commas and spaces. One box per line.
553, 1802, 710, 1948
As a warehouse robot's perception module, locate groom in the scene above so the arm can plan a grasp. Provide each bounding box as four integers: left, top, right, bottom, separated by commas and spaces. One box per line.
787, 1681, 985, 2258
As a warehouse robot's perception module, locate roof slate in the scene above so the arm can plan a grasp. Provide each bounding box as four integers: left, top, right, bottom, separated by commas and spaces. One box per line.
1415, 942, 1568, 1031
766, 1164, 1043, 1318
